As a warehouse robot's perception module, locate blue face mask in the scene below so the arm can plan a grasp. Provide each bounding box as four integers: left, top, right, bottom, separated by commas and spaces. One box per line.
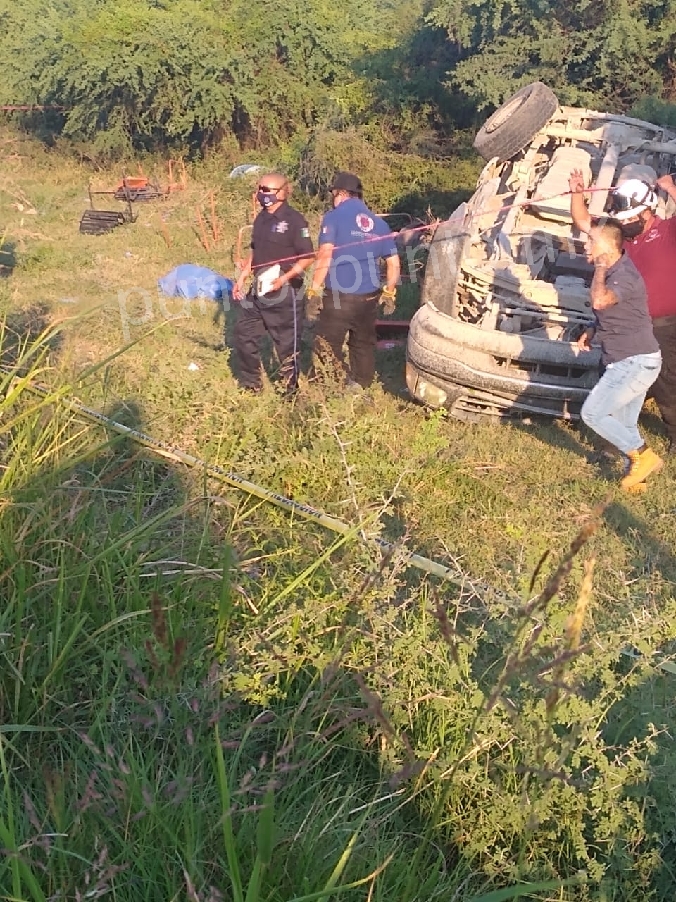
256, 189, 278, 208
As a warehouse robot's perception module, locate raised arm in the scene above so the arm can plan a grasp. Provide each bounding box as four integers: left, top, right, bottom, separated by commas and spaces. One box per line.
569, 168, 592, 234
656, 174, 676, 211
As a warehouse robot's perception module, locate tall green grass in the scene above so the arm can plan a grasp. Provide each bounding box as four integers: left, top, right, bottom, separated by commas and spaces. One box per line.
1, 328, 675, 901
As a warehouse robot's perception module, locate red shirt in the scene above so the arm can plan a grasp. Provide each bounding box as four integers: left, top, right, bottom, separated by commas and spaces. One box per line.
623, 216, 676, 319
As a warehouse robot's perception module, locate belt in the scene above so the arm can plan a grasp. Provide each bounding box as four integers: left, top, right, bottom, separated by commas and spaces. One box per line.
324, 289, 380, 301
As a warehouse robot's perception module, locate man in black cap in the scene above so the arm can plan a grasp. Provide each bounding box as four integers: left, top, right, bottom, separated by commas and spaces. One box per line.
306, 171, 400, 389
232, 172, 314, 393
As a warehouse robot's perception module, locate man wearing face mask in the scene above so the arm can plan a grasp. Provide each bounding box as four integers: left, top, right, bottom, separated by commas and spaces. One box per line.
232, 173, 314, 393
570, 169, 676, 451
306, 171, 400, 390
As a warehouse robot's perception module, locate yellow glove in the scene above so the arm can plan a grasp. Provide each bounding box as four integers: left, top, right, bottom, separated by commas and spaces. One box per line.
305, 286, 324, 322
380, 286, 397, 316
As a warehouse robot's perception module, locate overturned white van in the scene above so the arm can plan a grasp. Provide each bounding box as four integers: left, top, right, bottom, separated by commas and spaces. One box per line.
406, 83, 676, 420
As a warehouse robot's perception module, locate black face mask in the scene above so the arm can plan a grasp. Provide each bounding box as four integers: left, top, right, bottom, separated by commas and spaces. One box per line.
256, 190, 278, 209
621, 219, 645, 240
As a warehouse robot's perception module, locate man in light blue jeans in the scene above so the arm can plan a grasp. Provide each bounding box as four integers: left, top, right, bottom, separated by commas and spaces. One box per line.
578, 222, 663, 491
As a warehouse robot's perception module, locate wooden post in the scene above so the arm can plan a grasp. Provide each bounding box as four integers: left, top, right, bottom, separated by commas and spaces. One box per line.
166, 159, 187, 193
196, 206, 211, 252
210, 190, 219, 243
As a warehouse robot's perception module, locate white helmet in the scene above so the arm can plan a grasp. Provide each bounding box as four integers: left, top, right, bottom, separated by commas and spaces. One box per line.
608, 179, 658, 221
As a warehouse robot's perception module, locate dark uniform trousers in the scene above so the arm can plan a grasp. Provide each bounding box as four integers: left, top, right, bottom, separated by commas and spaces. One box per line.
648, 315, 676, 443
315, 290, 380, 387
234, 288, 304, 392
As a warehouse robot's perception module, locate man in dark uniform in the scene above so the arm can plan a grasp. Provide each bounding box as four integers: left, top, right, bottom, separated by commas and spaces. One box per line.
306, 171, 400, 389
570, 170, 676, 450
232, 172, 314, 393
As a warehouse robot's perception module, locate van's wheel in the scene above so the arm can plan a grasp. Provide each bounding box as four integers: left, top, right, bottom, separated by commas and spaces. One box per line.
473, 82, 558, 162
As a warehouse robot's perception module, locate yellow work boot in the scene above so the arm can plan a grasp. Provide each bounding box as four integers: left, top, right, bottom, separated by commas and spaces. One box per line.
620, 447, 664, 491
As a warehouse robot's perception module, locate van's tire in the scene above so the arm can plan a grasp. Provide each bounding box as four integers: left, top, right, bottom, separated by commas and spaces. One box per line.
473, 82, 559, 162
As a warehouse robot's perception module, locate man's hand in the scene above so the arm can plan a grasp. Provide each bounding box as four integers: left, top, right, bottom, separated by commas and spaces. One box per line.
235, 253, 254, 301
569, 168, 586, 194
305, 287, 324, 322
656, 174, 676, 200
576, 327, 595, 352
270, 276, 286, 293
380, 286, 397, 316
569, 168, 592, 234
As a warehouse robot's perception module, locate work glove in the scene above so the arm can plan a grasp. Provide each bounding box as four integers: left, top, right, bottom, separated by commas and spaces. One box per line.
380, 286, 397, 316
305, 287, 324, 322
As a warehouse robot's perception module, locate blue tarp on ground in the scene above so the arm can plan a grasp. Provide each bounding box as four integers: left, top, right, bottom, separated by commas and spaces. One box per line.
158, 265, 233, 301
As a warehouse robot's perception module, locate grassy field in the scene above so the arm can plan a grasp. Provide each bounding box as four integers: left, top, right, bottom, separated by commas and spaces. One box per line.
2, 125, 676, 900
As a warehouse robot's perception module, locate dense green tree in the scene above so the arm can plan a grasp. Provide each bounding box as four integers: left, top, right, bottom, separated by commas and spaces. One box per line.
1, 0, 675, 156
0, 0, 397, 155
0, 0, 239, 154
216, 0, 394, 145
351, 5, 466, 148
428, 0, 676, 111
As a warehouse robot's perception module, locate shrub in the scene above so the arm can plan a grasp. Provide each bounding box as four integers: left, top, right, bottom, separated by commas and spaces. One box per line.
630, 96, 676, 130
293, 126, 482, 217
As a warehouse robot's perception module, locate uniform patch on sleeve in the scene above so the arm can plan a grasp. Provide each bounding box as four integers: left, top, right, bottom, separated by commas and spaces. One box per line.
300, 227, 310, 238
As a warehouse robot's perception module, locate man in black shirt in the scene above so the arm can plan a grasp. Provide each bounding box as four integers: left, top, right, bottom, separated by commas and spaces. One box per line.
578, 221, 663, 490
233, 173, 314, 393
